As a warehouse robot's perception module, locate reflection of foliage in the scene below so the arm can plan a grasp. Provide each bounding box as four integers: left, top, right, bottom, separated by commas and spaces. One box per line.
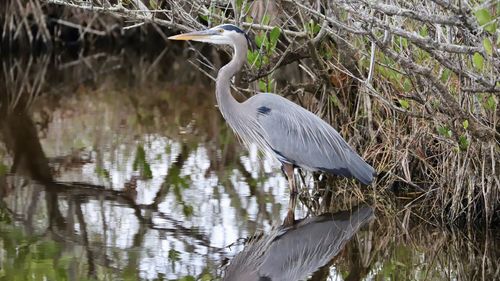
95, 166, 111, 180
0, 162, 7, 176
199, 269, 214, 281
121, 251, 140, 281
0, 208, 11, 224
168, 248, 181, 262
175, 271, 215, 281
133, 145, 153, 180
334, 219, 500, 281
182, 204, 194, 217
0, 224, 71, 280
169, 165, 189, 192
165, 163, 194, 218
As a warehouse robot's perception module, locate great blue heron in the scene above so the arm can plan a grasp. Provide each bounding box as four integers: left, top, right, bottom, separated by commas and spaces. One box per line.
169, 24, 376, 224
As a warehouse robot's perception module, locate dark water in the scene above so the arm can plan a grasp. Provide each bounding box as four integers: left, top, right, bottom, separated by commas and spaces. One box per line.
0, 51, 498, 280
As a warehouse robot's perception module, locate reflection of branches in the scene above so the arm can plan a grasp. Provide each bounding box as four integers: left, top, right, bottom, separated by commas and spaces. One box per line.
151, 212, 212, 246
144, 143, 223, 249
235, 159, 275, 223
1, 55, 50, 112
1, 178, 222, 277
150, 143, 190, 209
50, 180, 217, 248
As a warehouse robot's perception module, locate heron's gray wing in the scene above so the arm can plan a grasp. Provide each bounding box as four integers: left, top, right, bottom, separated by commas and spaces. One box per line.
245, 93, 375, 184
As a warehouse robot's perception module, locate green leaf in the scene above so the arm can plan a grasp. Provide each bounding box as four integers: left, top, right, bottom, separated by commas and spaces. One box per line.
462, 120, 469, 130
329, 95, 340, 108
483, 38, 493, 56
247, 50, 260, 67
255, 33, 264, 48
484, 94, 497, 110
306, 20, 321, 36
235, 0, 243, 9
245, 15, 254, 23
398, 99, 410, 109
486, 23, 497, 34
440, 68, 452, 83
270, 27, 280, 44
149, 0, 158, 9
416, 49, 430, 63
472, 52, 484, 71
437, 126, 452, 138
259, 80, 267, 92
199, 14, 208, 22
269, 26, 281, 52
261, 14, 270, 25
474, 8, 496, 33
419, 25, 428, 37
255, 32, 268, 52
402, 78, 412, 92
458, 135, 469, 151
475, 9, 492, 25
400, 37, 408, 49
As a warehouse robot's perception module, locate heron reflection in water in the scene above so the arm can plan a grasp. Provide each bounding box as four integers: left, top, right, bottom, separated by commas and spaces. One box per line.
169, 25, 376, 224
223, 205, 374, 280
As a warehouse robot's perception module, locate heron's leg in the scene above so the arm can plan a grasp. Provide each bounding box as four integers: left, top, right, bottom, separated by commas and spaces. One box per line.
283, 163, 297, 194
283, 163, 297, 226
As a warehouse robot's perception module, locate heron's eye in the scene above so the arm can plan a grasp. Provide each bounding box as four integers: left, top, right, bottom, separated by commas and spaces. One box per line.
218, 29, 224, 33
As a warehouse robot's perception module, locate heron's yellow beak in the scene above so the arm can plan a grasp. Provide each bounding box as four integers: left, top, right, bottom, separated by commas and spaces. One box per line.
168, 30, 217, 41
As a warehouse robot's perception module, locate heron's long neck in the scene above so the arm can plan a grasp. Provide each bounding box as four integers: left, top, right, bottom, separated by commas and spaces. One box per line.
215, 43, 247, 119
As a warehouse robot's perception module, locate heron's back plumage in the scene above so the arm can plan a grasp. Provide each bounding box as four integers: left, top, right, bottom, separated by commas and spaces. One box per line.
243, 93, 375, 185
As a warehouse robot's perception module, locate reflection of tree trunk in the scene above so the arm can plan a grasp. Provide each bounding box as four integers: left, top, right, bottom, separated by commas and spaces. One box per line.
344, 237, 369, 281
0, 110, 52, 183
0, 176, 6, 197
0, 106, 68, 235
75, 199, 97, 279
25, 188, 42, 234
46, 189, 66, 230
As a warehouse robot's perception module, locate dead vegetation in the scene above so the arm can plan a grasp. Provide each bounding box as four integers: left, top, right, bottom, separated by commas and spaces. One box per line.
1, 0, 499, 228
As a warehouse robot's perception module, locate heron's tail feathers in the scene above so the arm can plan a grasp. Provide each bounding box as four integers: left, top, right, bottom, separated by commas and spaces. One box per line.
319, 152, 376, 185
347, 153, 376, 185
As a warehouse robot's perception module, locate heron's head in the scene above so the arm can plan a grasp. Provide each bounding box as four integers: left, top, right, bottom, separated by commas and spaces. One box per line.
168, 24, 252, 49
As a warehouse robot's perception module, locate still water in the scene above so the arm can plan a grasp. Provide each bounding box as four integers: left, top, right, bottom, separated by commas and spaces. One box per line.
0, 51, 498, 280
